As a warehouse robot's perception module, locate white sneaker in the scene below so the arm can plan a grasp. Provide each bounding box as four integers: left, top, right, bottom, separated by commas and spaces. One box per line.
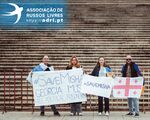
98, 112, 103, 116
105, 111, 109, 116
78, 113, 83, 116
70, 113, 73, 116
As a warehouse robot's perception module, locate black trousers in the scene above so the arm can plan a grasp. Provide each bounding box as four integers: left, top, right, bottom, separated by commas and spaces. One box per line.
98, 96, 109, 112
40, 105, 58, 113
70, 103, 82, 114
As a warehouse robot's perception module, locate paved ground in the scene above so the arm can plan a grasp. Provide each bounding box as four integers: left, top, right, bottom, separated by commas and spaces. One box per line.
0, 112, 150, 120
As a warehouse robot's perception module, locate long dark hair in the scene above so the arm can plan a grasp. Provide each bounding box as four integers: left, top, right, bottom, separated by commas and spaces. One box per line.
97, 57, 107, 67
95, 57, 111, 72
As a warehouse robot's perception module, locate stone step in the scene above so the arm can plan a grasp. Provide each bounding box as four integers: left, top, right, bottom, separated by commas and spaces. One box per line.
1, 43, 149, 45
0, 31, 150, 35
1, 40, 150, 44
0, 56, 149, 60
0, 63, 149, 67
0, 61, 149, 65
1, 50, 149, 54
0, 66, 148, 71
7, 56, 140, 60
69, 0, 150, 3
1, 34, 150, 37
0, 59, 149, 62
1, 26, 149, 30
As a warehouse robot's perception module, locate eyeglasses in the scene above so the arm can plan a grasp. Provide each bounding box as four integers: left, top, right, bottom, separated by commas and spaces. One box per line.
126, 59, 131, 61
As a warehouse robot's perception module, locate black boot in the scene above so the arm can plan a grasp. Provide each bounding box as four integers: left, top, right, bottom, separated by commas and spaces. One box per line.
126, 112, 134, 115
54, 112, 60, 116
40, 112, 45, 116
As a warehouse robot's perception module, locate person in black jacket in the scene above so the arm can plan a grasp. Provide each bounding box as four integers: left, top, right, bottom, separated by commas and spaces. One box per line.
66, 55, 82, 116
91, 57, 112, 116
121, 55, 142, 117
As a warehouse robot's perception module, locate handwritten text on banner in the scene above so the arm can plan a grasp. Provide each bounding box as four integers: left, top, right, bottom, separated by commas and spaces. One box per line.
81, 75, 114, 98
32, 68, 87, 106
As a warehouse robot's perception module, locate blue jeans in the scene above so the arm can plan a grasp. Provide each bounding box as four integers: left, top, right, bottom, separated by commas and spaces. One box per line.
128, 98, 139, 114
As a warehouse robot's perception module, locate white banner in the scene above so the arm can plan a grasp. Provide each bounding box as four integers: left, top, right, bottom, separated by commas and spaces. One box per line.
81, 75, 114, 98
32, 68, 87, 106
113, 77, 144, 98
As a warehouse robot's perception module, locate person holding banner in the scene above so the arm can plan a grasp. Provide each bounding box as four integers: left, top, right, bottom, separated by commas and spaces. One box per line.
30, 55, 60, 116
91, 57, 112, 116
122, 55, 143, 117
66, 55, 83, 116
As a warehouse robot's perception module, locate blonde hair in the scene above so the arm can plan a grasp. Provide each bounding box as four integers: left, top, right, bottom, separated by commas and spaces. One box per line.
68, 55, 80, 68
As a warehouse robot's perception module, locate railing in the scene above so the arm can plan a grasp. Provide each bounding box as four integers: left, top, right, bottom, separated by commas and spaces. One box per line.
0, 68, 150, 113
0, 69, 34, 113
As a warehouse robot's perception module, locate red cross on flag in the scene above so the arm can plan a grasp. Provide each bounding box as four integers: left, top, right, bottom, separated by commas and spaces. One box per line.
113, 77, 144, 98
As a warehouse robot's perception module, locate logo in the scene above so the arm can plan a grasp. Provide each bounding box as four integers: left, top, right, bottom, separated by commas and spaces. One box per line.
2, 3, 23, 24
0, 1, 66, 30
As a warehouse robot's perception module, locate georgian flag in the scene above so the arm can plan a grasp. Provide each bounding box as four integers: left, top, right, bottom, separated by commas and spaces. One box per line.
113, 77, 144, 98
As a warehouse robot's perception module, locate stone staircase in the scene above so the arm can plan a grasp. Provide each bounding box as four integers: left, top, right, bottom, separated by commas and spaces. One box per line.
0, 0, 150, 112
